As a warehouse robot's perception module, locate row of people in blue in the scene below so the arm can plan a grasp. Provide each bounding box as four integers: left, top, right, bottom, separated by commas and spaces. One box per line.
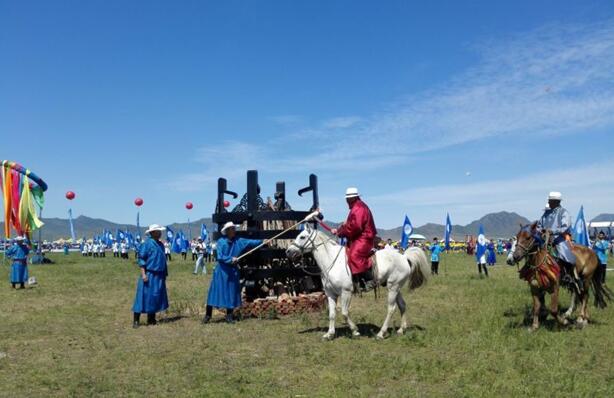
131, 222, 262, 327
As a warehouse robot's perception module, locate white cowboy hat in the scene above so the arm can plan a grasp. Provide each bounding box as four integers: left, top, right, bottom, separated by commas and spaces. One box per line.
14, 236, 26, 242
345, 187, 359, 198
145, 224, 166, 234
548, 191, 562, 201
221, 221, 239, 235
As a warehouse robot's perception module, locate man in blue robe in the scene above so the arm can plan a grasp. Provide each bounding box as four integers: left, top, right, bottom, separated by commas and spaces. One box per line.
132, 224, 169, 328
203, 222, 263, 324
6, 236, 30, 289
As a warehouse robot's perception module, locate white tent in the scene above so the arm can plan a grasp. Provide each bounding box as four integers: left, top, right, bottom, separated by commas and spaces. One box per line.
409, 233, 427, 241
588, 221, 613, 228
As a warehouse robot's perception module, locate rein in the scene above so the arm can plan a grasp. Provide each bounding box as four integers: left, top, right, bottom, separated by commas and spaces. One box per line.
289, 230, 347, 291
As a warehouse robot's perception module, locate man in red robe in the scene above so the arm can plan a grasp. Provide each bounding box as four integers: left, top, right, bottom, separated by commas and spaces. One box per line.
332, 187, 377, 291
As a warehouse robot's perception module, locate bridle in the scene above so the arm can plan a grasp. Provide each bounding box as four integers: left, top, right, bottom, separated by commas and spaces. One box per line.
288, 229, 348, 289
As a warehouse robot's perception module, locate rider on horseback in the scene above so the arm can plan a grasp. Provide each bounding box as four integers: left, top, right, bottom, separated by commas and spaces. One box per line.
331, 187, 377, 292
538, 191, 581, 291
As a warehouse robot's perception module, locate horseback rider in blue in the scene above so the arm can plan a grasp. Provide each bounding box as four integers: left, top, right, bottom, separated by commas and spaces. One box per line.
202, 221, 263, 324
538, 191, 581, 291
132, 224, 169, 328
6, 236, 29, 289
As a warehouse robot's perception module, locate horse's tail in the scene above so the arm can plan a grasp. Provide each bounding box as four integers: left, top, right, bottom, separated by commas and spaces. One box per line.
592, 265, 613, 309
405, 247, 429, 290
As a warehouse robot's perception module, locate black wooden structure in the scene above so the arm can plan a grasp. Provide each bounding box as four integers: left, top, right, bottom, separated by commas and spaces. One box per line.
212, 170, 322, 301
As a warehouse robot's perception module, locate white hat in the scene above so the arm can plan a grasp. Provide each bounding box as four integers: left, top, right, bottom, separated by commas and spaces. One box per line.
345, 187, 360, 198
14, 236, 26, 242
548, 191, 562, 201
145, 224, 166, 234
221, 221, 239, 235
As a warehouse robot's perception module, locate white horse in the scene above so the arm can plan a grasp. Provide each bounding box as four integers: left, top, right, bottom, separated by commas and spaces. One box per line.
286, 225, 430, 340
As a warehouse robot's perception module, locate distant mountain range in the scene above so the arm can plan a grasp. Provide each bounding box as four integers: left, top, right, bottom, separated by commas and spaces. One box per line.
2, 211, 611, 241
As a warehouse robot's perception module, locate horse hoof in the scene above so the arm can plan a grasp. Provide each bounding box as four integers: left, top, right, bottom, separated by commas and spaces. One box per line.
576, 319, 588, 329
396, 329, 405, 335
375, 334, 385, 340
322, 334, 334, 341
527, 326, 538, 333
352, 331, 361, 337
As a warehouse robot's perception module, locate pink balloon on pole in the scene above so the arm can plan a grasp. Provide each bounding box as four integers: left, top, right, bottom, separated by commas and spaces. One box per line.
223, 200, 230, 208
185, 202, 193, 210
65, 191, 76, 200
134, 197, 144, 207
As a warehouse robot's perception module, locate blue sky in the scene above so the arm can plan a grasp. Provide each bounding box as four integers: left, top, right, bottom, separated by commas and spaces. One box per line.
2, 1, 614, 229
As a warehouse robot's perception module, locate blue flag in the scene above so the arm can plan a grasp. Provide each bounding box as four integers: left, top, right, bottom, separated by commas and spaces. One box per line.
165, 226, 174, 242
126, 231, 134, 248
68, 209, 77, 242
172, 231, 183, 253
476, 225, 487, 260
117, 229, 126, 242
573, 205, 590, 247
444, 213, 452, 251
400, 215, 413, 249
200, 224, 208, 241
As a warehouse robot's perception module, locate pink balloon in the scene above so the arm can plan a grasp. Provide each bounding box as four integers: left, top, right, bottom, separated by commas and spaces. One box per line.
134, 197, 144, 207
223, 200, 230, 208
65, 191, 76, 200
185, 202, 193, 210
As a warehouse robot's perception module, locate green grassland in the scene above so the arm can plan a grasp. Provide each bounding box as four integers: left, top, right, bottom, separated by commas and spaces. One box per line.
1, 252, 613, 397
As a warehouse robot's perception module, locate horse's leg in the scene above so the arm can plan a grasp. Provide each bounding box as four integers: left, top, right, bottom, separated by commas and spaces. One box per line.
396, 293, 408, 335
377, 285, 399, 340
550, 285, 568, 327
529, 287, 541, 332
563, 290, 576, 320
340, 289, 360, 337
323, 294, 337, 340
577, 288, 590, 328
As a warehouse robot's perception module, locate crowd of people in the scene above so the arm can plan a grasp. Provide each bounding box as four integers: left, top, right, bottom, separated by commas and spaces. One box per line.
3, 187, 612, 331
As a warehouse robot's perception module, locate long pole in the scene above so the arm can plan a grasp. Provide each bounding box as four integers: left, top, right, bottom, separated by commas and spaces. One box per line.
38, 208, 43, 253
236, 211, 320, 261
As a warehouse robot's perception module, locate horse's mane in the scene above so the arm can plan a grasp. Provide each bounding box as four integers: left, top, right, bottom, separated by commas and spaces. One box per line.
313, 229, 341, 248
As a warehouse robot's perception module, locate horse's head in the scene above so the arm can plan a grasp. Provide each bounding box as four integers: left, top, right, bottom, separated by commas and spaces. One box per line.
511, 222, 540, 264
286, 224, 318, 261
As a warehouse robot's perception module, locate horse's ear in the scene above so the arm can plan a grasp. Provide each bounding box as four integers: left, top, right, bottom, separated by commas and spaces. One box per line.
530, 221, 539, 231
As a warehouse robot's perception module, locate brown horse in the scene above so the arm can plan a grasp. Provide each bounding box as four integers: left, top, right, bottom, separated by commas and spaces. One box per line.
511, 222, 611, 331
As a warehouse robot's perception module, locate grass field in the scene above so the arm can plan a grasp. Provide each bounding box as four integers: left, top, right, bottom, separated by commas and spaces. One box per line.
1, 252, 613, 397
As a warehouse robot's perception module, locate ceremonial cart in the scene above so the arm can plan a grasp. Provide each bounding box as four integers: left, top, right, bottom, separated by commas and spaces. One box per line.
212, 170, 324, 309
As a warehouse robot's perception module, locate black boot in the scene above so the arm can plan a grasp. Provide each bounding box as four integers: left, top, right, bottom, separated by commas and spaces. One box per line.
561, 260, 582, 293
202, 305, 212, 324
19, 283, 25, 289
360, 269, 376, 292
147, 313, 157, 326
225, 308, 235, 324
133, 313, 140, 329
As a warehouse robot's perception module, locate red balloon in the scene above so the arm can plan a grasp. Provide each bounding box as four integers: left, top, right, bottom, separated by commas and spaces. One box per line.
65, 191, 76, 200
223, 200, 230, 208
185, 202, 193, 210
134, 197, 144, 207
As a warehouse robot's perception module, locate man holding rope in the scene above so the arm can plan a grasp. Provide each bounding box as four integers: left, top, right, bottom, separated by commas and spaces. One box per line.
331, 187, 377, 292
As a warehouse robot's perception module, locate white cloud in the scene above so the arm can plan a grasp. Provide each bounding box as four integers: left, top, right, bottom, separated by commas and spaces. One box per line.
166, 20, 614, 224
368, 160, 614, 226
321, 116, 363, 129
